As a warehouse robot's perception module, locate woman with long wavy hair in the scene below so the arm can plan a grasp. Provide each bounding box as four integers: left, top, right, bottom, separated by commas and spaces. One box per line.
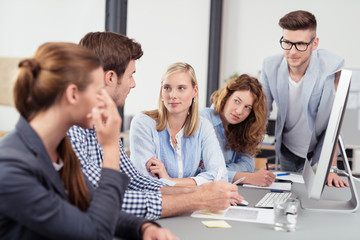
201, 74, 276, 187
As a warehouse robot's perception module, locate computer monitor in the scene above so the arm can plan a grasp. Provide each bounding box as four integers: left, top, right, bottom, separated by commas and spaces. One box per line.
301, 69, 359, 212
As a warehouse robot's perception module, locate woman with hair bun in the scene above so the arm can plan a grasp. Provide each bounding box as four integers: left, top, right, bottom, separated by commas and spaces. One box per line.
0, 42, 176, 240
201, 74, 276, 187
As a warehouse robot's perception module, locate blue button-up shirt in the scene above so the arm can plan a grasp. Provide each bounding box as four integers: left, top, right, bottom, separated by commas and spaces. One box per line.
129, 113, 228, 185
200, 107, 255, 182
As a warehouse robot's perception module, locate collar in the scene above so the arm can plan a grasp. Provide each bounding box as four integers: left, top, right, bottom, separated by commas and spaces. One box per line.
166, 123, 184, 138
209, 105, 224, 128
53, 157, 64, 171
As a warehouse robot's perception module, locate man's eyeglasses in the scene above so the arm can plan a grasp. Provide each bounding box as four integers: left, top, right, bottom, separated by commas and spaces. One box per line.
279, 37, 315, 52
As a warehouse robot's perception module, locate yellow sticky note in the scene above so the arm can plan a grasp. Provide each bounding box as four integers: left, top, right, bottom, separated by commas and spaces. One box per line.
202, 220, 232, 228
199, 210, 225, 216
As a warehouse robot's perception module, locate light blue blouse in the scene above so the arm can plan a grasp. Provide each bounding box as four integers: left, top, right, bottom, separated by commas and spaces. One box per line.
129, 113, 228, 185
200, 107, 255, 182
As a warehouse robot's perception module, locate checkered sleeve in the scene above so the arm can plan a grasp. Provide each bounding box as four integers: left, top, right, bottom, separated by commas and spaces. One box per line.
68, 126, 164, 220
122, 189, 162, 220
67, 126, 102, 188
119, 141, 165, 192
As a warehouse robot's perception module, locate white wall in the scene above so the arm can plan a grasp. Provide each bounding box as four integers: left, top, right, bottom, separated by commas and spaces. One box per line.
0, 0, 210, 131
0, 0, 106, 58
220, 0, 360, 86
1, 0, 360, 132
125, 0, 210, 117
0, 0, 106, 131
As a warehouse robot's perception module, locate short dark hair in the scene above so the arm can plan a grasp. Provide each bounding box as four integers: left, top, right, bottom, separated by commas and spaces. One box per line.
79, 31, 143, 81
279, 10, 317, 33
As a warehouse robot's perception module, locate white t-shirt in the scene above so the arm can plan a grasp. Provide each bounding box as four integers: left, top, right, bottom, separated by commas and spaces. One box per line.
282, 76, 312, 158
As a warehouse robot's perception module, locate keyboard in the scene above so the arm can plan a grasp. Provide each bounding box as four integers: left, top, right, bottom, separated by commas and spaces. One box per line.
255, 192, 292, 208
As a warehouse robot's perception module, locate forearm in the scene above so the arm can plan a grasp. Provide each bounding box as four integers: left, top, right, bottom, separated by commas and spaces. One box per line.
331, 143, 339, 167
160, 181, 243, 218
169, 177, 197, 186
160, 191, 204, 218
102, 144, 120, 171
160, 185, 198, 194
233, 172, 254, 184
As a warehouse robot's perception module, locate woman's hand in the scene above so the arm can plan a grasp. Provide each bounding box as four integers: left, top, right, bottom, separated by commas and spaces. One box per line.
248, 168, 276, 187
90, 89, 121, 170
146, 157, 171, 180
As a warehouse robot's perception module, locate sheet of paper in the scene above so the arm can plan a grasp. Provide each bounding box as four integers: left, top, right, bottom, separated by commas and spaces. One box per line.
202, 220, 232, 228
242, 182, 291, 191
192, 206, 274, 225
274, 171, 304, 184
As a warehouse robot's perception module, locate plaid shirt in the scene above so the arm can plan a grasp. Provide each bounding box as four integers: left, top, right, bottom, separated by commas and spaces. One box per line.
67, 126, 164, 220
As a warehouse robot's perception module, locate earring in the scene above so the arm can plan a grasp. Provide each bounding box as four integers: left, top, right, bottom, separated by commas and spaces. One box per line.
161, 98, 164, 102
193, 98, 196, 103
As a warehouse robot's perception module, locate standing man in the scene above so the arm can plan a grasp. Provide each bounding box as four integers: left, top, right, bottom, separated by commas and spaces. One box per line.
68, 31, 243, 220
260, 10, 348, 187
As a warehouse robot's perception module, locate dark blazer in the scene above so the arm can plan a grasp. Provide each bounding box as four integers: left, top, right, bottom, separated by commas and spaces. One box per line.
0, 116, 147, 240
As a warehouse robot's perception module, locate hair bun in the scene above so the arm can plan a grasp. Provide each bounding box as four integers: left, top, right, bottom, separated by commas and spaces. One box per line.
19, 58, 41, 76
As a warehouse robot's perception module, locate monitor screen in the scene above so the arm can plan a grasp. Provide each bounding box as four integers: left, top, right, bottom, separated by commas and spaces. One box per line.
301, 69, 359, 212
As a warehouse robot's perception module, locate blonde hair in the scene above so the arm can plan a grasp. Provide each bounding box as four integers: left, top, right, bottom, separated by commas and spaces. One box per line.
143, 62, 199, 137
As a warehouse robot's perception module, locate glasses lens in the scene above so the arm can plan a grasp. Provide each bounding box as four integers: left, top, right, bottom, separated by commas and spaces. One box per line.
281, 41, 292, 50
295, 43, 308, 51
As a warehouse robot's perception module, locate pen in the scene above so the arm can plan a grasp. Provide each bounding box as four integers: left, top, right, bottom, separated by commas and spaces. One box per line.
270, 189, 284, 193
277, 173, 290, 176
266, 162, 269, 170
233, 177, 246, 185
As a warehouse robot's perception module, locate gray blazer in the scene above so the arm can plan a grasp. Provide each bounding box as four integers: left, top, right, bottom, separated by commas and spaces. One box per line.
0, 116, 147, 240
260, 49, 344, 163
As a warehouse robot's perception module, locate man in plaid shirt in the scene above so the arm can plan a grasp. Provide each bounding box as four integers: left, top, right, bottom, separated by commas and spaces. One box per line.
68, 31, 243, 220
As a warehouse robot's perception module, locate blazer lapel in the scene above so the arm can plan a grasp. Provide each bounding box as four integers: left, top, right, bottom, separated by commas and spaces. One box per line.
277, 58, 290, 125
301, 51, 319, 130
16, 117, 68, 199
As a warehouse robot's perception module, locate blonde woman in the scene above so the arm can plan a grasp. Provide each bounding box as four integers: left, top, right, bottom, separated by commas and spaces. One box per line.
130, 62, 228, 186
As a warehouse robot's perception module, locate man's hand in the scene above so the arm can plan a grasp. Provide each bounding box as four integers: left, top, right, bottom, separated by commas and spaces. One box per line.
199, 181, 244, 211
327, 172, 349, 187
141, 223, 178, 240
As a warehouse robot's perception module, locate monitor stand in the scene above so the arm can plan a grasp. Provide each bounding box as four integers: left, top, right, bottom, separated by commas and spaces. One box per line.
301, 137, 359, 212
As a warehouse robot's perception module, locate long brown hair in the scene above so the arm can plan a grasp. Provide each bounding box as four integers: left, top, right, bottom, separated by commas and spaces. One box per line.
143, 62, 199, 137
14, 42, 102, 210
211, 74, 268, 156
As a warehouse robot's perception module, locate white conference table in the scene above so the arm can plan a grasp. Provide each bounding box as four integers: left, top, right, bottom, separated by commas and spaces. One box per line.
156, 179, 360, 240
